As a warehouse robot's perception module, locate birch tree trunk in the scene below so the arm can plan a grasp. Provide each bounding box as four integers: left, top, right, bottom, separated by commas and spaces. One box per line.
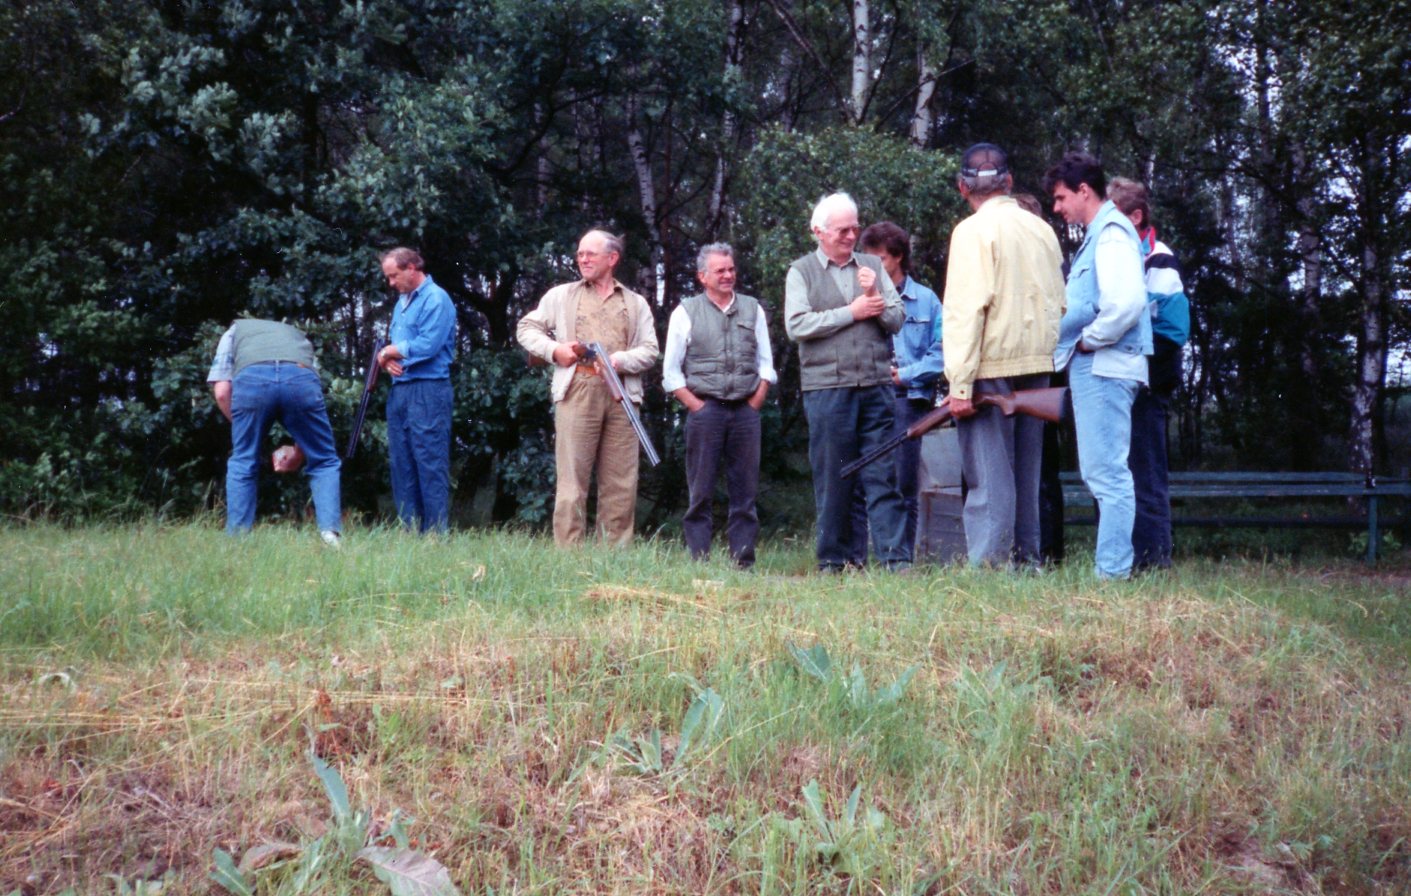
851, 0, 870, 122
909, 40, 934, 147
625, 92, 665, 305
708, 0, 746, 239
1350, 242, 1386, 474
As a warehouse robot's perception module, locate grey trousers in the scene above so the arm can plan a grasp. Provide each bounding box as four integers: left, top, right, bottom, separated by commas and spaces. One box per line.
956, 373, 1049, 566
683, 399, 762, 567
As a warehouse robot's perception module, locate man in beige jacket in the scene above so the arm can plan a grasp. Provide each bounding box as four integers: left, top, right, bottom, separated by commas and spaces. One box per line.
942, 144, 1066, 567
517, 230, 660, 546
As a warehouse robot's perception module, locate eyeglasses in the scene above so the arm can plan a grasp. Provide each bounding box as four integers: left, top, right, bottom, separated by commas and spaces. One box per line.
576, 250, 617, 260
828, 225, 861, 236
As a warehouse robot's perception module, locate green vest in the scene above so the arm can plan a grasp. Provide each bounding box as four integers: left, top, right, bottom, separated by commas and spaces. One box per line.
681, 293, 762, 401
230, 319, 317, 376
788, 253, 893, 391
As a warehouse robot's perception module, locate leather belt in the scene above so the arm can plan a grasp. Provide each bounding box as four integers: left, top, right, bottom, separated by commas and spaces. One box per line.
251, 360, 310, 369
575, 363, 599, 377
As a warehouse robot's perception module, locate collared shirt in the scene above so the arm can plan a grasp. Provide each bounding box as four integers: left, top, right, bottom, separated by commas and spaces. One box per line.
516, 277, 659, 404
893, 275, 943, 399
661, 294, 778, 393
389, 274, 457, 382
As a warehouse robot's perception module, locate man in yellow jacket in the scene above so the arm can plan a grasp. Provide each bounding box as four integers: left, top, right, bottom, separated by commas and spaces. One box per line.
942, 144, 1066, 568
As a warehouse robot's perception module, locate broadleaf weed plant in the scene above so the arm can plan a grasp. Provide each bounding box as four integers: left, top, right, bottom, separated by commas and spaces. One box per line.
210, 750, 458, 896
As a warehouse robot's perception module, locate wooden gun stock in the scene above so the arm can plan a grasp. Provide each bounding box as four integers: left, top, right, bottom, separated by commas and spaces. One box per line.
976, 386, 1068, 424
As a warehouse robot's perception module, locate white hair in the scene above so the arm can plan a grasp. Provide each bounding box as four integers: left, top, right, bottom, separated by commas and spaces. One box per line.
810, 192, 858, 232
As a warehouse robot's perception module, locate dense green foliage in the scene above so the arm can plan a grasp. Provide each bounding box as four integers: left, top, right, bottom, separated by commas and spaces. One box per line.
2, 0, 1408, 526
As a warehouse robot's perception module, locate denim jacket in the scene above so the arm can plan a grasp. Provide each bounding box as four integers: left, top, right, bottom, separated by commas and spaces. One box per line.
1054, 200, 1151, 381
893, 276, 943, 400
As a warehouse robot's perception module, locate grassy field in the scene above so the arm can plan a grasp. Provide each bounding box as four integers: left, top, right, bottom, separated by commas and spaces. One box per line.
2, 523, 1410, 895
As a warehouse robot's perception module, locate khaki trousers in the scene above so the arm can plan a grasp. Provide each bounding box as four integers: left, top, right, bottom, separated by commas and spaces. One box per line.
553, 374, 640, 546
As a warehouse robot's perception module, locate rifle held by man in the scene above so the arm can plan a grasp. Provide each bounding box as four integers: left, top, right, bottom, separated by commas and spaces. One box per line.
581, 340, 661, 467
841, 400, 955, 480
345, 338, 385, 459
840, 386, 1068, 479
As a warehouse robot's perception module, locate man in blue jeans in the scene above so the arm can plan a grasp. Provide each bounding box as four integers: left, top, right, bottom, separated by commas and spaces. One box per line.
1045, 153, 1152, 579
208, 318, 342, 544
378, 247, 458, 533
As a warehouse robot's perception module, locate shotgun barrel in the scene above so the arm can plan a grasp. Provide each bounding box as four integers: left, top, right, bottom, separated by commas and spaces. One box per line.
344, 338, 385, 459
839, 386, 1070, 479
840, 399, 954, 479
584, 340, 661, 467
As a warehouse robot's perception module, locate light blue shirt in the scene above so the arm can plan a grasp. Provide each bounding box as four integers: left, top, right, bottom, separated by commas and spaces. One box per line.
389, 274, 457, 382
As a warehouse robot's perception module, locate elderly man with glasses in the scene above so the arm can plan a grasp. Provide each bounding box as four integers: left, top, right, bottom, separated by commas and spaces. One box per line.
517, 229, 660, 546
784, 192, 911, 574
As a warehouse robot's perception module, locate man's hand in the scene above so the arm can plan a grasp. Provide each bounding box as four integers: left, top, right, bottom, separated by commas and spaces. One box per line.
949, 395, 976, 418
272, 444, 305, 474
890, 366, 902, 386
857, 266, 879, 296
544, 345, 578, 369
378, 343, 405, 376
747, 381, 769, 411
211, 381, 233, 422
673, 387, 706, 414
1077, 340, 1095, 354
849, 293, 886, 320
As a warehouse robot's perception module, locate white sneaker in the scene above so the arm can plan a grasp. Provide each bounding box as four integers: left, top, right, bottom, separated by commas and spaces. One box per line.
321, 530, 342, 549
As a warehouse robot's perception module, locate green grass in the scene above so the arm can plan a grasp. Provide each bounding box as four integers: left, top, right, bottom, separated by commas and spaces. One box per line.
3, 523, 1410, 894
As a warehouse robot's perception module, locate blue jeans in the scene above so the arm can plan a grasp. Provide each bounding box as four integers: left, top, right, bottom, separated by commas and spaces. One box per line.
847, 394, 930, 564
226, 363, 341, 534
1068, 353, 1139, 578
387, 378, 453, 533
804, 385, 909, 569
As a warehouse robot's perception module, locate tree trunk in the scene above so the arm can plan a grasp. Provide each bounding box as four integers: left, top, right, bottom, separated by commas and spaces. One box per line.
909, 37, 934, 147
1343, 215, 1388, 474
625, 93, 664, 305
851, 0, 870, 122
708, 0, 746, 239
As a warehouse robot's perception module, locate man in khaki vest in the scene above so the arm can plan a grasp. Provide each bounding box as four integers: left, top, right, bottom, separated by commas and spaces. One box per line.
517, 230, 660, 546
784, 193, 911, 573
662, 243, 776, 568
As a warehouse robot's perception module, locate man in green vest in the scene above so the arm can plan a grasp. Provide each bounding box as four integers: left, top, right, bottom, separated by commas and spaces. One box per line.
784, 192, 912, 573
662, 243, 777, 568
207, 318, 342, 544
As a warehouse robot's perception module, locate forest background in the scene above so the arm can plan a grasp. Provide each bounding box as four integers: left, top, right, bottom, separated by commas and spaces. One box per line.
3, 0, 1408, 533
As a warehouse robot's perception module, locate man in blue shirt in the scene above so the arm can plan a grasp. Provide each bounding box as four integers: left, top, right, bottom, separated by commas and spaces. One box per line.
846, 221, 943, 562
377, 247, 457, 533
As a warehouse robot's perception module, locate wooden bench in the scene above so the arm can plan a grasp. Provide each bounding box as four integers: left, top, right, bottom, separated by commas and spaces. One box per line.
1059, 471, 1411, 563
